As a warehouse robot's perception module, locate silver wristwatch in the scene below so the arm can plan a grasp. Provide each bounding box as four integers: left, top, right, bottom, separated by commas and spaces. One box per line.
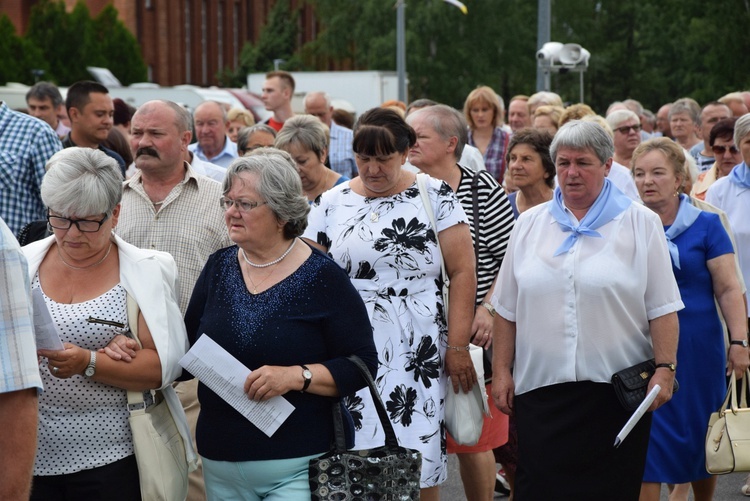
84, 350, 97, 378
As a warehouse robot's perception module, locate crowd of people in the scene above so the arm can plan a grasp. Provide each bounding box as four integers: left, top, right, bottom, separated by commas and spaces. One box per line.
1, 71, 750, 501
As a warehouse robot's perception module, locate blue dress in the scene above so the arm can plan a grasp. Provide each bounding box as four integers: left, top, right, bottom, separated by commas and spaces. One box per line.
643, 211, 734, 483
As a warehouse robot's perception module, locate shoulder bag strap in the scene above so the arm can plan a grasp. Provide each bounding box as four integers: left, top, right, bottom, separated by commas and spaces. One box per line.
125, 293, 149, 413
470, 171, 481, 274
416, 173, 449, 289
329, 355, 403, 452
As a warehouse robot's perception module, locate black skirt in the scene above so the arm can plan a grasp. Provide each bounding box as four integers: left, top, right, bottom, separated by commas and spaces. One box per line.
514, 381, 652, 501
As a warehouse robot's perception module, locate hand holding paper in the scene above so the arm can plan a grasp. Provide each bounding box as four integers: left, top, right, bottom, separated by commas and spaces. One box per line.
614, 384, 660, 448
179, 334, 294, 437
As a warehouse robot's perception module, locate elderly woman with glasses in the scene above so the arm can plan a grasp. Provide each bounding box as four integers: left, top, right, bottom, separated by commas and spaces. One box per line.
22, 147, 192, 501
183, 148, 377, 500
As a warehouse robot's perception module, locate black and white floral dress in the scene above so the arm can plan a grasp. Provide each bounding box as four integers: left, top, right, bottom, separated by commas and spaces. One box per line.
304, 176, 468, 487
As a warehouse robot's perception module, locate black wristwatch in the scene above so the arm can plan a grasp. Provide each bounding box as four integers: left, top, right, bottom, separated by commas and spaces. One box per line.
655, 362, 676, 372
730, 339, 749, 348
300, 365, 312, 392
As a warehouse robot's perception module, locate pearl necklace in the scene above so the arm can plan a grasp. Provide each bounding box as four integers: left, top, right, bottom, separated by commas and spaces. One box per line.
58, 243, 113, 270
241, 239, 297, 268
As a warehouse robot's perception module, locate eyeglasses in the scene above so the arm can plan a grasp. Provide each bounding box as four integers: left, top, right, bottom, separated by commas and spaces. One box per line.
219, 197, 267, 213
614, 124, 642, 134
47, 213, 109, 232
711, 144, 739, 155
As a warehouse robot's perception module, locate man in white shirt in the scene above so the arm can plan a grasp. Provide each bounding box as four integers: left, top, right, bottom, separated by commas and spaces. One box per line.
188, 101, 238, 168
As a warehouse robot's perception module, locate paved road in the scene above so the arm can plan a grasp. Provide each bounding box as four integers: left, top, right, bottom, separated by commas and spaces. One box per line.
440, 454, 750, 500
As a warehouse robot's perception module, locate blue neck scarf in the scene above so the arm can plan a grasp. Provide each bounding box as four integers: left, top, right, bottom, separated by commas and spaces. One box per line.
663, 194, 701, 269
729, 162, 750, 189
548, 178, 632, 257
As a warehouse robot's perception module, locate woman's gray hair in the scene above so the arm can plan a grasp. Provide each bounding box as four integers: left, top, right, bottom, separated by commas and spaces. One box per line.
606, 109, 640, 130
223, 148, 310, 239
237, 124, 277, 155
274, 114, 330, 160
550, 120, 614, 164
42, 147, 123, 217
734, 113, 750, 149
406, 104, 467, 160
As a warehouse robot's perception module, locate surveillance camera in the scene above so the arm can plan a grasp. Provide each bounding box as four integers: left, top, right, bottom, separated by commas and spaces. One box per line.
536, 42, 564, 61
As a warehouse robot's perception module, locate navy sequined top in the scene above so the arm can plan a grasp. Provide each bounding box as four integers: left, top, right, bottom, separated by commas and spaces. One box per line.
184, 244, 377, 461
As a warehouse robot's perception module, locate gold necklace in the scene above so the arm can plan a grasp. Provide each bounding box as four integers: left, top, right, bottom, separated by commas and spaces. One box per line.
244, 265, 276, 295
57, 243, 113, 270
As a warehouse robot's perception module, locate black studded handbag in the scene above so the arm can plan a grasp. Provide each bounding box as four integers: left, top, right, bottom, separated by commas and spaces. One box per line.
309, 355, 422, 500
611, 358, 679, 412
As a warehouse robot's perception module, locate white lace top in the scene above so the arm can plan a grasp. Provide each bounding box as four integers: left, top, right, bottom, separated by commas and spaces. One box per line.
32, 275, 133, 476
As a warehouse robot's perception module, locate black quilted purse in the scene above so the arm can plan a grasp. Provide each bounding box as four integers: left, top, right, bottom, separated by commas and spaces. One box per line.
611, 359, 679, 411
309, 356, 422, 500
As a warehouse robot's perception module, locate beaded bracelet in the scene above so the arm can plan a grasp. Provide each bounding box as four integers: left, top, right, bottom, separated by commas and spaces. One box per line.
447, 344, 470, 351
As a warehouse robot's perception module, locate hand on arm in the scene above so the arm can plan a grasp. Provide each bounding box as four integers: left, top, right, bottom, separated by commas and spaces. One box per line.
440, 223, 478, 394
100, 334, 139, 362
647, 312, 679, 411
39, 311, 163, 391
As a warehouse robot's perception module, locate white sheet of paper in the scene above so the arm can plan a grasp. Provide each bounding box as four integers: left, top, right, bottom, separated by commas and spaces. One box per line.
32, 288, 65, 351
179, 334, 294, 437
614, 384, 660, 447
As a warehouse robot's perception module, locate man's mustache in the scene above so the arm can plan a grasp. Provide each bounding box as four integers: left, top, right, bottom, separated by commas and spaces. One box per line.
136, 147, 159, 159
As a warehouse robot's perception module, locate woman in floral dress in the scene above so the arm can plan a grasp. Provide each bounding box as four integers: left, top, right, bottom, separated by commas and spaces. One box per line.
303, 107, 477, 500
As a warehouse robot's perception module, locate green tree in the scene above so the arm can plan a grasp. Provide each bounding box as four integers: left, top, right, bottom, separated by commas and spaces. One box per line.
93, 5, 147, 84
24, 0, 146, 85
305, 0, 750, 113
221, 0, 303, 86
0, 15, 48, 84
25, 0, 94, 83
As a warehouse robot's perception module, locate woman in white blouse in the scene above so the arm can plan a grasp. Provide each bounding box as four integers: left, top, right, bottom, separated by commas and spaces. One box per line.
491, 120, 683, 500
24, 148, 191, 501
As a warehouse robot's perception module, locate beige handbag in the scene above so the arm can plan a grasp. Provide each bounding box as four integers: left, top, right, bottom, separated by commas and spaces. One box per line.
705, 369, 750, 474
126, 294, 189, 500
444, 343, 491, 445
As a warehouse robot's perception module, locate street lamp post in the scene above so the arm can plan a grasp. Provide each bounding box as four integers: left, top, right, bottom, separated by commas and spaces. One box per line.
396, 0, 407, 103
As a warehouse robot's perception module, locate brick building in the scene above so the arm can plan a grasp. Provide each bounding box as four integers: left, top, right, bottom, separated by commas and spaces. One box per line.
2, 0, 318, 86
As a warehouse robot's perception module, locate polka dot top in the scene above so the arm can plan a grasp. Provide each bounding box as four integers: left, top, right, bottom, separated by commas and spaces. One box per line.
32, 274, 133, 476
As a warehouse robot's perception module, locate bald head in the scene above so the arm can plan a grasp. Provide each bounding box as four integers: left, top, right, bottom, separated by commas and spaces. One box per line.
304, 91, 333, 127
192, 100, 230, 157
137, 100, 192, 132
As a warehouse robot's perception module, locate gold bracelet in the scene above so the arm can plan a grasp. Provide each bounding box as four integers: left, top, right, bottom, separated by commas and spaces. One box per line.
447, 344, 470, 351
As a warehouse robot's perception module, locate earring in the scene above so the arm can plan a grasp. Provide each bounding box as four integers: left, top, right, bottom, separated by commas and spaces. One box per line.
47, 222, 53, 233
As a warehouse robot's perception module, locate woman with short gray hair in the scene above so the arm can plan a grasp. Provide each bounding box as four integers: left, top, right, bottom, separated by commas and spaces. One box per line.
183, 148, 377, 500
222, 148, 310, 239
275, 114, 348, 202
492, 120, 683, 500
24, 147, 192, 500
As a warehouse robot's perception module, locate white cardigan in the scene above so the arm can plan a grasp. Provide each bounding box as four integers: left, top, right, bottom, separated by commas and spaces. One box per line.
23, 234, 198, 469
